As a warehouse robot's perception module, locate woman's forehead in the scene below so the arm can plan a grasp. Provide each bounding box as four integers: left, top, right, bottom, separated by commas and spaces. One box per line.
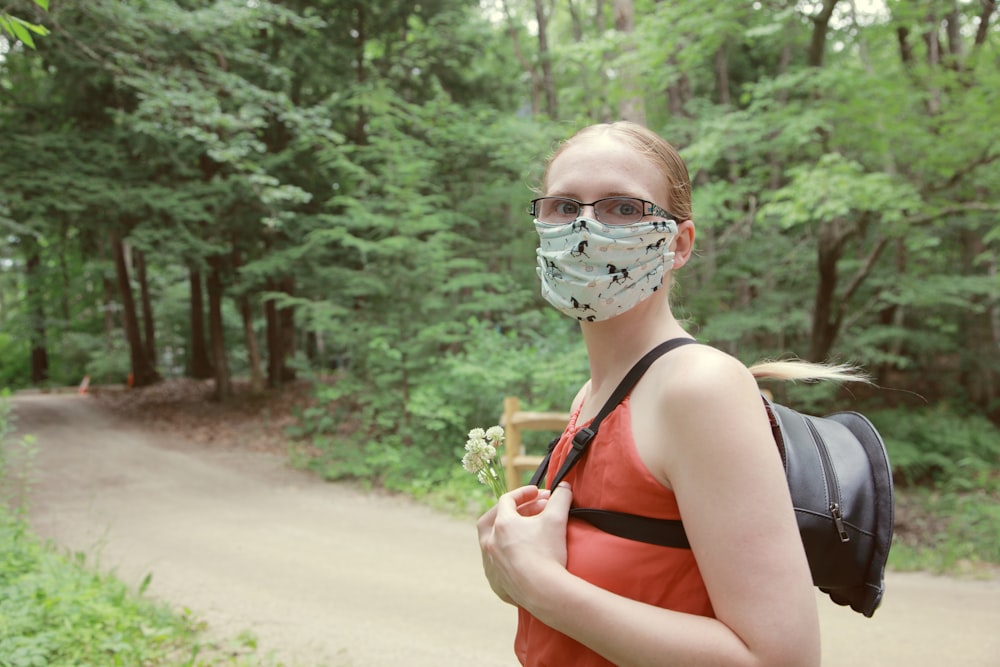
546, 137, 665, 200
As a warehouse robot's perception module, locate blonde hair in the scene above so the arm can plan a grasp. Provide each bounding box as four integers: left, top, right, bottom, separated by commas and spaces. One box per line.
749, 360, 871, 384
542, 121, 693, 221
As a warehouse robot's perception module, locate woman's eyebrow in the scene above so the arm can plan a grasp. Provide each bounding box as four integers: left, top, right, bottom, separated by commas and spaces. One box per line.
545, 191, 646, 200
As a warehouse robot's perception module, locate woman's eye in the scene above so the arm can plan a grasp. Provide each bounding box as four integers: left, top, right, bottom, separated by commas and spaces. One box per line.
556, 201, 580, 216
615, 202, 639, 217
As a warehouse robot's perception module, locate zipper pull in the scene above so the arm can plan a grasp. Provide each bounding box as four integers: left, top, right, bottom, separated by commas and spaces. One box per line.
830, 503, 850, 543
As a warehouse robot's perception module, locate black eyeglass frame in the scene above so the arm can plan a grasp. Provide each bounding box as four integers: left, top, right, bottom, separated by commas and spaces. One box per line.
529, 196, 680, 225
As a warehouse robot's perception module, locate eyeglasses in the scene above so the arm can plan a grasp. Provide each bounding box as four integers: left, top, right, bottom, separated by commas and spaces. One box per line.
530, 196, 678, 226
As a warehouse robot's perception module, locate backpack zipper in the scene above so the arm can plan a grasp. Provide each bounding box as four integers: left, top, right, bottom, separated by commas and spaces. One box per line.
806, 419, 850, 543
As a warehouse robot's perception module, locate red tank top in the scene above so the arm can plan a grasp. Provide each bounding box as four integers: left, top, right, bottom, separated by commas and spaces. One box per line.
514, 396, 713, 667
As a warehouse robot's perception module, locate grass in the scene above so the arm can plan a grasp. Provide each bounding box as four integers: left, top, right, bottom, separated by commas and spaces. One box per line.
0, 507, 295, 667
888, 484, 1000, 576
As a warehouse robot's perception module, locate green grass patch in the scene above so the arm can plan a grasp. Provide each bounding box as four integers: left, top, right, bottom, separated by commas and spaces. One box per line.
888, 484, 1000, 576
0, 510, 191, 666
0, 508, 294, 667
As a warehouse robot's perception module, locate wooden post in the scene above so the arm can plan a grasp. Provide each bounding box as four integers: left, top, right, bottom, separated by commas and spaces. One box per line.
502, 396, 523, 486
500, 396, 570, 487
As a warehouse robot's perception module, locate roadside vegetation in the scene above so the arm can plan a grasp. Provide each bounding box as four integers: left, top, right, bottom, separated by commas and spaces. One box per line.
0, 396, 286, 667
870, 406, 1000, 575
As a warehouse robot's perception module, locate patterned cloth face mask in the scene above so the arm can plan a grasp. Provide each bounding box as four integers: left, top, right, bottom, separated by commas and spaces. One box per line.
534, 216, 678, 322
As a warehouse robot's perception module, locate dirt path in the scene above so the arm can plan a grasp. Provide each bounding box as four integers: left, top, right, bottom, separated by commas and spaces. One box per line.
9, 393, 1000, 667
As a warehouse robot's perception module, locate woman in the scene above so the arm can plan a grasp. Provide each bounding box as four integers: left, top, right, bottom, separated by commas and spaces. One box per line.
478, 122, 823, 667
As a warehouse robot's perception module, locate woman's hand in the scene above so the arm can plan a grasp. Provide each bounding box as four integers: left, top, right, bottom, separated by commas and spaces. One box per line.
477, 483, 573, 606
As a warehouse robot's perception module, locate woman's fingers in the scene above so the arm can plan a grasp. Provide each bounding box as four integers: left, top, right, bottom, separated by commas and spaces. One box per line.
546, 482, 572, 515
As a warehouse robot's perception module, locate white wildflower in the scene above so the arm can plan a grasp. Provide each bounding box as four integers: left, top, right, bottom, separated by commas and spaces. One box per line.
461, 424, 508, 499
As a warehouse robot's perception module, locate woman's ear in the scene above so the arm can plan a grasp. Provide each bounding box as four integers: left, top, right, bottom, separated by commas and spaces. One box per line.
671, 220, 695, 270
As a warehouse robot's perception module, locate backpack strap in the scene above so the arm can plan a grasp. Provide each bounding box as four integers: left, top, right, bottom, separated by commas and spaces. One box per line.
528, 337, 698, 490
567, 508, 690, 548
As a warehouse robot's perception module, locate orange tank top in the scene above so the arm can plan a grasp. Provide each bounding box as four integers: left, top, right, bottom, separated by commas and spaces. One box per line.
514, 396, 714, 667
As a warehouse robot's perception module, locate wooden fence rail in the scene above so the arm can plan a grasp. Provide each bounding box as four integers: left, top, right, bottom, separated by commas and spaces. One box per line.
500, 396, 570, 487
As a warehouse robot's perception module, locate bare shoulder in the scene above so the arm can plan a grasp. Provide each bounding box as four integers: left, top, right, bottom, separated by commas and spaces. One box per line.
653, 342, 760, 407
631, 343, 772, 483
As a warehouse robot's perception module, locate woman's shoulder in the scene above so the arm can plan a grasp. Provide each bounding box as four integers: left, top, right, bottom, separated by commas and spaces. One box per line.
634, 342, 765, 439
655, 342, 758, 403
629, 342, 769, 487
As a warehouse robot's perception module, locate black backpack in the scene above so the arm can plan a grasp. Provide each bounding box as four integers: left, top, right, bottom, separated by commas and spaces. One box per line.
529, 338, 894, 618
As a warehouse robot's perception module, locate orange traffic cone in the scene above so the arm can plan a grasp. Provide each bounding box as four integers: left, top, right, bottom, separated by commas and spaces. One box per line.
78, 375, 91, 395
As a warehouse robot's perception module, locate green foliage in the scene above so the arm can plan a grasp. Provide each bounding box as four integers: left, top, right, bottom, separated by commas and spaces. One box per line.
0, 335, 31, 391
294, 312, 587, 494
0, 1, 49, 50
0, 520, 194, 666
873, 405, 1000, 488
65, 333, 132, 386
890, 486, 1000, 574
0, 507, 294, 667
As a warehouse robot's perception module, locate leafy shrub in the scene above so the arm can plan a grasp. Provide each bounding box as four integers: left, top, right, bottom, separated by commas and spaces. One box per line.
0, 516, 200, 667
870, 404, 1000, 488
297, 311, 588, 492
0, 335, 30, 391
890, 486, 1000, 573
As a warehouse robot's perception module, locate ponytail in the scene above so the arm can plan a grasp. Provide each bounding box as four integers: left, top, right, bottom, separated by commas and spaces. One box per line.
748, 360, 871, 384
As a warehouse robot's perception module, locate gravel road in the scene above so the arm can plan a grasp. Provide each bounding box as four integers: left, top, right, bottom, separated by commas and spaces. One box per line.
9, 393, 1000, 666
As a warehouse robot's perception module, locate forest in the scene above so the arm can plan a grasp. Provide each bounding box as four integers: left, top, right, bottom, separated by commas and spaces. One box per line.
1, 0, 998, 505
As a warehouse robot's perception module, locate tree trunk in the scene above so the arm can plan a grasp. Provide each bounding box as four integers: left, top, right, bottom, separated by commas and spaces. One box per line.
568, 0, 609, 122
352, 4, 369, 145
501, 0, 541, 116
715, 44, 730, 106
809, 222, 849, 362
99, 240, 117, 351
535, 0, 558, 118
974, 0, 996, 48
665, 52, 691, 118
265, 281, 283, 388
922, 7, 944, 115
188, 267, 214, 379
279, 276, 297, 383
206, 256, 232, 401
112, 232, 159, 388
264, 277, 297, 388
614, 0, 644, 124
986, 247, 999, 412
24, 243, 49, 384
808, 0, 840, 67
240, 294, 266, 394
134, 248, 157, 368
58, 225, 71, 325
944, 4, 962, 58
877, 238, 907, 379
896, 26, 914, 65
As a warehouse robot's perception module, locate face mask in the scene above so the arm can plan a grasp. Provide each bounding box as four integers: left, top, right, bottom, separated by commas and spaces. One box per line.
534, 216, 677, 322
